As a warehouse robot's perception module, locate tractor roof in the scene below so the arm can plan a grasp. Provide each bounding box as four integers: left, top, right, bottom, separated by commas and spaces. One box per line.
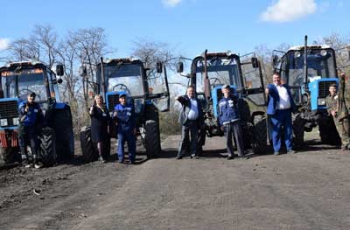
288, 45, 332, 51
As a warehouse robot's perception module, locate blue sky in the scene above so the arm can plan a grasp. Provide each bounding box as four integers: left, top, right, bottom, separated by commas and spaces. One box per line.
0, 0, 349, 60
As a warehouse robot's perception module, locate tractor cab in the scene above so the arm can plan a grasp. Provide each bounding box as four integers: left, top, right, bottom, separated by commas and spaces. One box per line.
273, 45, 338, 111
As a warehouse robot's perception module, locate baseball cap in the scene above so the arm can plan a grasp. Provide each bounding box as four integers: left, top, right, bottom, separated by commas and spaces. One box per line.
221, 84, 230, 90
119, 92, 127, 98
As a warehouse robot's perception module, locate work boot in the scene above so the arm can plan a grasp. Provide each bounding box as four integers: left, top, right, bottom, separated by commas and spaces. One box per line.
227, 154, 234, 160
34, 162, 43, 169
98, 156, 106, 163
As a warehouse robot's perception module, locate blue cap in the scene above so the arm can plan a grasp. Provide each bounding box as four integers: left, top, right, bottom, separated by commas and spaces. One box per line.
119, 92, 127, 98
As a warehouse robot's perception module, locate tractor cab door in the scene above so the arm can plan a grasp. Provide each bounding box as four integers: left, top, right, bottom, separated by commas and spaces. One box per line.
146, 63, 170, 112
240, 55, 266, 106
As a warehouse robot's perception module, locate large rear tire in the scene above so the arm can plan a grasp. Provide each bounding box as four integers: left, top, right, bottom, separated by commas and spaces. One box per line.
80, 126, 98, 162
144, 120, 161, 159
53, 108, 74, 160
292, 114, 304, 150
252, 115, 267, 154
38, 127, 56, 167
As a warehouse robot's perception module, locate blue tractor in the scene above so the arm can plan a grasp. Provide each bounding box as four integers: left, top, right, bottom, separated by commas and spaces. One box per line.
177, 50, 267, 154
79, 58, 170, 161
272, 36, 349, 148
0, 61, 74, 166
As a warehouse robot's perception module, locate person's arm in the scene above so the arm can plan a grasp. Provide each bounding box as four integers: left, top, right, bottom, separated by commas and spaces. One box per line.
175, 95, 187, 105
19, 103, 27, 122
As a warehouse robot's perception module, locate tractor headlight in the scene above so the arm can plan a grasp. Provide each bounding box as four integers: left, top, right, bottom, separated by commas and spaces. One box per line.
13, 117, 19, 125
0, 119, 8, 126
321, 50, 328, 56
318, 98, 326, 106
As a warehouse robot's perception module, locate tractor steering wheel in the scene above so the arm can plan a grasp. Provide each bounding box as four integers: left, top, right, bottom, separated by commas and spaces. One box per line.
112, 84, 131, 95
19, 89, 41, 101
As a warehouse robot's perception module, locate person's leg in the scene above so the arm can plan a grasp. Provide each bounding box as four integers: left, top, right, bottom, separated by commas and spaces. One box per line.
189, 123, 198, 157
339, 117, 350, 149
224, 124, 234, 158
28, 128, 39, 167
283, 110, 293, 151
97, 141, 105, 162
177, 126, 189, 158
117, 131, 126, 163
270, 112, 282, 154
19, 129, 30, 167
126, 131, 136, 163
232, 122, 245, 157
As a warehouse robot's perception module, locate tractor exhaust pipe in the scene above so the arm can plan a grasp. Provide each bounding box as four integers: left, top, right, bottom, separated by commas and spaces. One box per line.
303, 35, 309, 92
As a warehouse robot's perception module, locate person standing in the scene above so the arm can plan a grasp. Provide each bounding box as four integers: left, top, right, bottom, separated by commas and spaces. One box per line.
113, 93, 136, 164
19, 92, 43, 168
326, 83, 350, 151
265, 72, 296, 155
218, 85, 245, 160
176, 85, 203, 159
90, 94, 110, 163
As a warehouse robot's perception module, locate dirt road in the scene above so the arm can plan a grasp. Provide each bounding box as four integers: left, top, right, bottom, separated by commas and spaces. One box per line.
1, 134, 350, 230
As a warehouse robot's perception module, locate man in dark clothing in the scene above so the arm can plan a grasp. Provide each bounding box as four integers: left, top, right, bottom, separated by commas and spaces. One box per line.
265, 72, 296, 155
113, 93, 136, 164
326, 83, 350, 151
176, 85, 203, 159
218, 85, 245, 160
18, 92, 43, 168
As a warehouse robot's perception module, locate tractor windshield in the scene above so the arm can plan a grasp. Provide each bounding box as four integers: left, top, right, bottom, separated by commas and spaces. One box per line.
195, 56, 241, 92
105, 64, 145, 97
0, 68, 48, 102
281, 48, 337, 87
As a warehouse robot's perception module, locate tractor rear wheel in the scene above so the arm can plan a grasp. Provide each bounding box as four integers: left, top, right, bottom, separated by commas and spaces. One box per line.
292, 114, 304, 150
144, 120, 161, 159
53, 108, 74, 160
38, 127, 57, 167
252, 115, 267, 154
80, 126, 98, 162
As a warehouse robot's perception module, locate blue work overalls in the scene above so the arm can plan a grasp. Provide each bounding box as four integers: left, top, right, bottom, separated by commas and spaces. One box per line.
114, 103, 136, 163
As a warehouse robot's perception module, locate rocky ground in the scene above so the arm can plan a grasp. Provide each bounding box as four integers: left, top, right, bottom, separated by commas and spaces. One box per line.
0, 133, 350, 230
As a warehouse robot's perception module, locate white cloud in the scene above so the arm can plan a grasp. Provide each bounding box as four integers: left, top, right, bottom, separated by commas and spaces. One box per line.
162, 0, 182, 7
260, 0, 317, 22
0, 38, 9, 51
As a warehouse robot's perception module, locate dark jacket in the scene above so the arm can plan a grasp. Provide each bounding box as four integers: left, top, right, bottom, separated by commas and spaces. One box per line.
266, 83, 296, 115
114, 103, 136, 131
177, 95, 203, 126
19, 101, 43, 127
218, 95, 239, 126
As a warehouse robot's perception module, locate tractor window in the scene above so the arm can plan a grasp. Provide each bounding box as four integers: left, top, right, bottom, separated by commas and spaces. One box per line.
282, 49, 337, 87
47, 70, 61, 102
195, 57, 241, 93
2, 71, 48, 102
105, 64, 145, 97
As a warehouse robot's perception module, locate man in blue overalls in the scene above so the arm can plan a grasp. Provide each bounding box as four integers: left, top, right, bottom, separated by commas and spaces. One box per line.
18, 92, 43, 168
218, 85, 245, 160
113, 93, 136, 164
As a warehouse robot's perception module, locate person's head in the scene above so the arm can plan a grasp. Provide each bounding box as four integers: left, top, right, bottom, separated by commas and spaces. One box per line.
272, 72, 282, 86
94, 94, 104, 105
329, 84, 337, 96
27, 92, 36, 104
221, 84, 231, 97
119, 93, 127, 105
186, 85, 195, 98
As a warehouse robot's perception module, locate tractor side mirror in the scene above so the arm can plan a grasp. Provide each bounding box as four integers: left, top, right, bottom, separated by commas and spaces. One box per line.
272, 55, 280, 68
78, 66, 87, 77
176, 62, 184, 73
156, 62, 163, 73
251, 57, 259, 68
56, 64, 64, 76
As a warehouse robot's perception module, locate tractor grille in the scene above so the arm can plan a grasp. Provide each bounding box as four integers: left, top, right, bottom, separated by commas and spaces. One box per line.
107, 94, 119, 111
0, 100, 18, 119
318, 81, 336, 98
